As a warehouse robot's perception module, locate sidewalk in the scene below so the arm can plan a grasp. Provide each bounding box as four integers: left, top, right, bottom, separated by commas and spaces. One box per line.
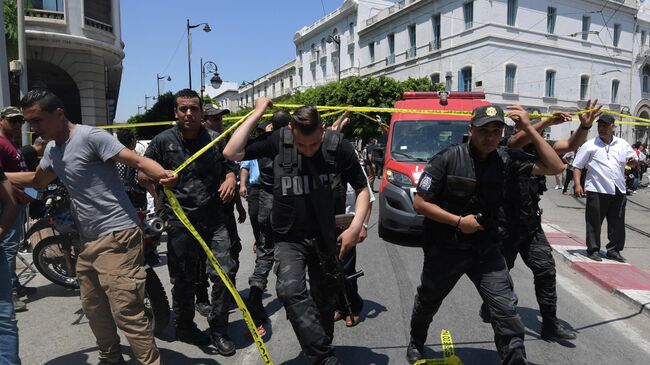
541, 187, 650, 318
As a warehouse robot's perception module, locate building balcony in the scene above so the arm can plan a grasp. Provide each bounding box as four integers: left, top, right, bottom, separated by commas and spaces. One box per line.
85, 16, 113, 33
407, 47, 417, 59
26, 8, 65, 21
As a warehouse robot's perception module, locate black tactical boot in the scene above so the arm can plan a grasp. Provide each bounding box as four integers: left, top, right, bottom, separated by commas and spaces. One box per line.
541, 318, 577, 341
406, 338, 423, 364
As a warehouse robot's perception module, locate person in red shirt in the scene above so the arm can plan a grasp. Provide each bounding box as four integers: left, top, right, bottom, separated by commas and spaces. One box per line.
0, 106, 32, 312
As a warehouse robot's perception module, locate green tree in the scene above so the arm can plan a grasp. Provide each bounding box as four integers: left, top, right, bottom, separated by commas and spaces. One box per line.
3, 0, 31, 60
130, 92, 175, 139
275, 75, 433, 140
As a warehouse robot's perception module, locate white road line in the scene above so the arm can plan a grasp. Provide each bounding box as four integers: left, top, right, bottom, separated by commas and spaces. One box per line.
557, 274, 650, 353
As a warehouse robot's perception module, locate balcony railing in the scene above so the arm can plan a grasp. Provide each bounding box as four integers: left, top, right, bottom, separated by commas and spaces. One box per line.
26, 8, 64, 20
85, 17, 113, 33
430, 40, 441, 51
407, 47, 417, 59
387, 54, 396, 65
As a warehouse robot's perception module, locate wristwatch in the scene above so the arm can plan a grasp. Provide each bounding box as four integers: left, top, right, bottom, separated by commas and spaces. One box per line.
579, 124, 591, 130
362, 223, 369, 230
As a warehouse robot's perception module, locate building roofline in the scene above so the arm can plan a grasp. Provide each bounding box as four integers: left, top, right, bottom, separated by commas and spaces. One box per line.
293, 0, 358, 43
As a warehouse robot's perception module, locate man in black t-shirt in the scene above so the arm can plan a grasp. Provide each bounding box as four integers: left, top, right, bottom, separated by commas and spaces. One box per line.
224, 98, 370, 365
244, 110, 291, 334
408, 105, 565, 365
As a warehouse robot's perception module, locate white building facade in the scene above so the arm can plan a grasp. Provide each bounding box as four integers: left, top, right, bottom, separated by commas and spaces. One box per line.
23, 0, 124, 125
229, 0, 650, 143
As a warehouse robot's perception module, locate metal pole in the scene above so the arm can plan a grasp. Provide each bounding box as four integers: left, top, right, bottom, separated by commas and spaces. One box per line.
337, 39, 341, 82
157, 73, 161, 98
187, 19, 192, 89
0, 8, 10, 106
18, 0, 29, 146
200, 57, 204, 100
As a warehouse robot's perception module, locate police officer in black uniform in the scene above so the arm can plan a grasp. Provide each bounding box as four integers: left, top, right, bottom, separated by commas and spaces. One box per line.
224, 98, 370, 365
142, 89, 238, 356
245, 110, 292, 333
479, 100, 602, 341
407, 105, 565, 365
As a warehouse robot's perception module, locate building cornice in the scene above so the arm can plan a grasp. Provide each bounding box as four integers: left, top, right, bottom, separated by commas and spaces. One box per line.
294, 0, 358, 44
26, 30, 125, 64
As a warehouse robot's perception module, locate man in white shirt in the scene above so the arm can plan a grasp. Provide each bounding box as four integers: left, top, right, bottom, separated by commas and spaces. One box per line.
573, 114, 638, 262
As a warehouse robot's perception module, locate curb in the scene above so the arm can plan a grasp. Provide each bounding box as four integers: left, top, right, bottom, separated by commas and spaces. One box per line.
542, 222, 650, 318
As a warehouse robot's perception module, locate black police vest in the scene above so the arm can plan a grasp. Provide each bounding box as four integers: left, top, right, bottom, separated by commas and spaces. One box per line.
426, 143, 509, 244
504, 150, 546, 229
271, 127, 345, 235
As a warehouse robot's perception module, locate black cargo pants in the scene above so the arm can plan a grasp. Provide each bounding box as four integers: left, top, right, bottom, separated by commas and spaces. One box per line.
410, 242, 526, 364
501, 224, 557, 321
274, 235, 338, 365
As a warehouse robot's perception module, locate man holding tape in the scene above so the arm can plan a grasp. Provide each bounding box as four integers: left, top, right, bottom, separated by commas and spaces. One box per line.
408, 105, 565, 365
482, 100, 602, 342
8, 88, 173, 365
224, 98, 370, 365
142, 89, 239, 356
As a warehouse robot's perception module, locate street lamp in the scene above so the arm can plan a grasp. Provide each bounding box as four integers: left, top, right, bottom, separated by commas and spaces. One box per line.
138, 105, 144, 114
200, 58, 222, 100
326, 34, 341, 82
187, 19, 211, 89
241, 80, 254, 106
144, 95, 156, 111
156, 73, 171, 97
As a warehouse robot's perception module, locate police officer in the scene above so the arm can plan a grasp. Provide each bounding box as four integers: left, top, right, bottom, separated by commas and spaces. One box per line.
142, 89, 238, 355
194, 104, 242, 317
481, 100, 602, 341
244, 110, 292, 334
408, 105, 565, 365
224, 98, 370, 365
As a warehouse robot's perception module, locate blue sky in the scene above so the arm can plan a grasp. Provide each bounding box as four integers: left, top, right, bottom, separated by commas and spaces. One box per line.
115, 0, 348, 121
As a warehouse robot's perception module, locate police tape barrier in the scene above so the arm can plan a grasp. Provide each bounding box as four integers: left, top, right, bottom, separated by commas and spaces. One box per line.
163, 109, 274, 365
274, 104, 650, 127
413, 329, 464, 365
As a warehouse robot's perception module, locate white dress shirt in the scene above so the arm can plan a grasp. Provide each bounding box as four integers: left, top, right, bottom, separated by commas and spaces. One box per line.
572, 136, 637, 194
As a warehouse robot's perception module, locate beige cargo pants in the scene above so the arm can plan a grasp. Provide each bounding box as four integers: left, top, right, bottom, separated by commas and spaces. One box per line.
77, 227, 161, 365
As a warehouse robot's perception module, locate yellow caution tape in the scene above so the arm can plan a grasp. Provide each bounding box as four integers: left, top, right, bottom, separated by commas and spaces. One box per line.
163, 188, 273, 364
97, 121, 175, 129
172, 111, 254, 174
163, 109, 273, 364
413, 329, 463, 365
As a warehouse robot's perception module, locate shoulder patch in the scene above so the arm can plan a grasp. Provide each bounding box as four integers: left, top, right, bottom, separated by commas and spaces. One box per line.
419, 174, 433, 191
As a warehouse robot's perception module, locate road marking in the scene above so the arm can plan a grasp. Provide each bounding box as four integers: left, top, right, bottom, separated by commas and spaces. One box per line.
557, 273, 650, 353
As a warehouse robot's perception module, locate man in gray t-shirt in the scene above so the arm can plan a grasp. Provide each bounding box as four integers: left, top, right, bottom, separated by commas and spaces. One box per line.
40, 125, 140, 240
8, 89, 176, 365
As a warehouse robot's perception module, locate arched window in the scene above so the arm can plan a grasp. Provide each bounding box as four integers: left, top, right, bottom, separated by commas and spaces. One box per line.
505, 64, 517, 93
430, 72, 441, 86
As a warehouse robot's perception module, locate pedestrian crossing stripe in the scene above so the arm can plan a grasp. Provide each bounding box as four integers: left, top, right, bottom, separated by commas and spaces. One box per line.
413, 329, 464, 365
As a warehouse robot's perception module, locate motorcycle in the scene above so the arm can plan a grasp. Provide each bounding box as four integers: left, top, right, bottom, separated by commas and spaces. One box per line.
23, 182, 171, 336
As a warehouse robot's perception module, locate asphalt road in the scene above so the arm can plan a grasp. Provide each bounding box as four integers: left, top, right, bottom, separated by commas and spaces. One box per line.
15, 186, 650, 364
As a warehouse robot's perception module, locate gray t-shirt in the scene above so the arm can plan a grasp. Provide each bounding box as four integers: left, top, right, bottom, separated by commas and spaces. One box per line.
40, 125, 139, 240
